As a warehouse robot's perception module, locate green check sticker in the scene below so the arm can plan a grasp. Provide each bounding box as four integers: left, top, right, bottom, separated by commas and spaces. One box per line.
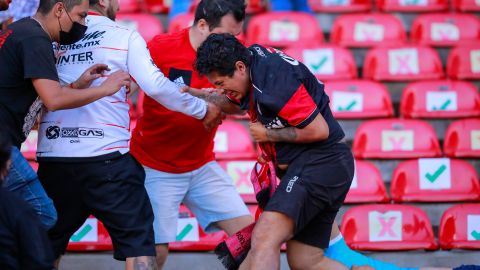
338, 100, 357, 111
471, 230, 480, 240
310, 56, 328, 72
70, 224, 92, 242
425, 164, 447, 183
176, 224, 193, 241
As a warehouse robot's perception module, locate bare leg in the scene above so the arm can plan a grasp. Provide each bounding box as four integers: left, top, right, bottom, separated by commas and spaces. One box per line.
126, 257, 158, 270
215, 215, 254, 236
154, 244, 169, 270
286, 240, 348, 270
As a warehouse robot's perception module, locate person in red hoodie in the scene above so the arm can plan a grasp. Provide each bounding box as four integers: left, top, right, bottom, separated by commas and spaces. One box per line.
130, 0, 253, 268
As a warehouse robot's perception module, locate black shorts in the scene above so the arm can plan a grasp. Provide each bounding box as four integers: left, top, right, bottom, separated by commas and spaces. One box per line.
265, 142, 354, 249
37, 153, 155, 260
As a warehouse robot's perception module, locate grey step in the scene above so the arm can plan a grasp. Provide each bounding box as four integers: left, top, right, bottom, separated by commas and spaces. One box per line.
59, 250, 480, 270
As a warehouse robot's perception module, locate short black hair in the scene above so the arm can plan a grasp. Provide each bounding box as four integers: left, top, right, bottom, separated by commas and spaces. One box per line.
193, 0, 246, 31
38, 0, 84, 15
0, 131, 11, 181
195, 33, 251, 77
89, 0, 99, 5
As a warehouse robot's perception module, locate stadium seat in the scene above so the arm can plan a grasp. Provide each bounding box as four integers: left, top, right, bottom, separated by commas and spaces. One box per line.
331, 13, 406, 48
28, 161, 38, 172
144, 0, 171, 13
116, 14, 164, 42
391, 158, 480, 202
118, 0, 141, 13
308, 0, 372, 12
447, 43, 480, 80
444, 118, 480, 158
218, 160, 257, 203
168, 12, 194, 33
67, 216, 113, 251
377, 0, 449, 12
411, 13, 480, 47
284, 45, 357, 81
439, 203, 480, 250
341, 204, 438, 251
20, 130, 37, 161
246, 12, 323, 48
169, 205, 228, 251
344, 160, 390, 204
400, 80, 480, 119
214, 120, 257, 160
363, 45, 443, 81
453, 0, 480, 11
352, 119, 442, 159
324, 80, 394, 119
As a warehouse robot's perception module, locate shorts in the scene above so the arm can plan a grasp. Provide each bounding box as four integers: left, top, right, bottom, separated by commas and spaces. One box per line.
265, 142, 354, 249
144, 161, 250, 244
37, 153, 155, 261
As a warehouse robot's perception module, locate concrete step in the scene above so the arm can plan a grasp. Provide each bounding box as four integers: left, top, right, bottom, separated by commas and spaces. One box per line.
59, 250, 480, 270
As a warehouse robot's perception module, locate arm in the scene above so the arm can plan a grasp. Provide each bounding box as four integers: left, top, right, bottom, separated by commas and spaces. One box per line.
126, 31, 208, 120
249, 113, 329, 143
183, 86, 245, 115
33, 70, 130, 111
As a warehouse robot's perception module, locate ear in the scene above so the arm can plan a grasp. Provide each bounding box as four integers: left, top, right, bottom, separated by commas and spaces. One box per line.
98, 0, 108, 9
235, 61, 246, 74
53, 1, 64, 17
196, 18, 210, 34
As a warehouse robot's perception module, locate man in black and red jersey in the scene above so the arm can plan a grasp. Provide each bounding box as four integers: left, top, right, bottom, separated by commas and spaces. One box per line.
195, 33, 355, 270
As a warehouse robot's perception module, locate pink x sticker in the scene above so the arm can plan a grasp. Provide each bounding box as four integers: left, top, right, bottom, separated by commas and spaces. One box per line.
378, 216, 398, 237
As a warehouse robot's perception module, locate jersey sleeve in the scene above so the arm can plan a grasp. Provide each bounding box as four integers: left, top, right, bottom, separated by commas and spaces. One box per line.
127, 31, 207, 120
261, 53, 320, 129
21, 36, 59, 82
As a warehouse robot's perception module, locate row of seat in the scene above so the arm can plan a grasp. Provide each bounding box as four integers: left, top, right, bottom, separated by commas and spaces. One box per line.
65, 203, 480, 252
117, 0, 480, 14
219, 157, 480, 204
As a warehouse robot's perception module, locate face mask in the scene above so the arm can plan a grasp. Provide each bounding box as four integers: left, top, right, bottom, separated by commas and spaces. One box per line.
58, 8, 87, 45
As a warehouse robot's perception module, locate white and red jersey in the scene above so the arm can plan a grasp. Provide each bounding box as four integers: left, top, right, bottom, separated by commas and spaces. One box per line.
37, 14, 207, 160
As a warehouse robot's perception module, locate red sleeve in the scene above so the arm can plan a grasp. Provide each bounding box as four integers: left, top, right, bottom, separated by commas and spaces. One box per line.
278, 83, 319, 128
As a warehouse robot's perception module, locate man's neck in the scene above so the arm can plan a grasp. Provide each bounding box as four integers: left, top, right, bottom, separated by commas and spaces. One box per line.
89, 7, 105, 17
188, 26, 202, 52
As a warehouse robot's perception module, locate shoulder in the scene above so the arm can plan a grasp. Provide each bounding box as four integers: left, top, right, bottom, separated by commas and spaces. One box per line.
148, 29, 186, 51
8, 18, 51, 46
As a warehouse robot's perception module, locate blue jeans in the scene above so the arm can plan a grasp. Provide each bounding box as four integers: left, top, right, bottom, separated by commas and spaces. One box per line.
3, 146, 57, 229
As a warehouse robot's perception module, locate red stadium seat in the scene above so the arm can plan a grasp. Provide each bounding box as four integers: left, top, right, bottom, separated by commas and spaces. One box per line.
391, 158, 480, 202
453, 0, 480, 11
341, 204, 438, 251
411, 14, 480, 47
444, 118, 480, 158
308, 0, 372, 12
144, 0, 171, 13
344, 160, 390, 203
363, 45, 443, 81
214, 120, 257, 160
324, 80, 394, 119
67, 216, 113, 251
218, 160, 257, 203
331, 13, 406, 48
377, 0, 448, 12
447, 43, 480, 80
169, 205, 228, 251
353, 119, 442, 159
168, 13, 194, 33
118, 0, 141, 13
28, 160, 38, 172
284, 45, 357, 81
116, 14, 164, 42
439, 203, 480, 250
20, 130, 37, 161
400, 80, 480, 119
246, 12, 323, 48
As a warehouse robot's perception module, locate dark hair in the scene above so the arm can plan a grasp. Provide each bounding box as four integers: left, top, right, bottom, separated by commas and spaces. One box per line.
193, 0, 246, 31
38, 0, 84, 15
0, 131, 11, 181
195, 33, 250, 77
89, 0, 99, 5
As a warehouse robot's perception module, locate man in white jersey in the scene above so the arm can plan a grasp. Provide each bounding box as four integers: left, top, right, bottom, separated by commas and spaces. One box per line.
36, 0, 222, 269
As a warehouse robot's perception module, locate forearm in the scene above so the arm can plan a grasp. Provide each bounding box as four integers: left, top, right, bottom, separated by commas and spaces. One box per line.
265, 115, 329, 143
188, 88, 244, 115
52, 85, 108, 110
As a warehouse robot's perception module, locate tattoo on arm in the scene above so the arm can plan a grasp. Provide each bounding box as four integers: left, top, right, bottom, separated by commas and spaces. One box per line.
199, 92, 243, 115
133, 257, 158, 270
266, 127, 297, 143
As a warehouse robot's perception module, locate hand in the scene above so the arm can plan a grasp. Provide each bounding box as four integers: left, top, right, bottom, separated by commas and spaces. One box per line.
73, 64, 110, 89
99, 70, 131, 96
202, 102, 223, 131
249, 121, 269, 143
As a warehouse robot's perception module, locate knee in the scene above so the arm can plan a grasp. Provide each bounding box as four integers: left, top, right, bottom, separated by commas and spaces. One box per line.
250, 224, 282, 252
288, 248, 325, 270
155, 244, 169, 267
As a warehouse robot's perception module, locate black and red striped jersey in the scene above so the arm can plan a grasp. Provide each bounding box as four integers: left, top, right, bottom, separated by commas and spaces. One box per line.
240, 44, 345, 164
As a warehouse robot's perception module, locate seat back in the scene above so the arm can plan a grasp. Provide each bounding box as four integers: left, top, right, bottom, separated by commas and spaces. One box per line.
214, 120, 257, 160
439, 203, 480, 249
344, 160, 390, 203
444, 118, 480, 157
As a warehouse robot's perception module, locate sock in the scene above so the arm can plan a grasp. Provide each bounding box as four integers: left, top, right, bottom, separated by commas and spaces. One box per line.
324, 233, 419, 270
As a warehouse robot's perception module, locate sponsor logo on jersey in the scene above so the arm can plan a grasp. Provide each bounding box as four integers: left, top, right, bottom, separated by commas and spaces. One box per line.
286, 176, 299, 192
46, 126, 104, 139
